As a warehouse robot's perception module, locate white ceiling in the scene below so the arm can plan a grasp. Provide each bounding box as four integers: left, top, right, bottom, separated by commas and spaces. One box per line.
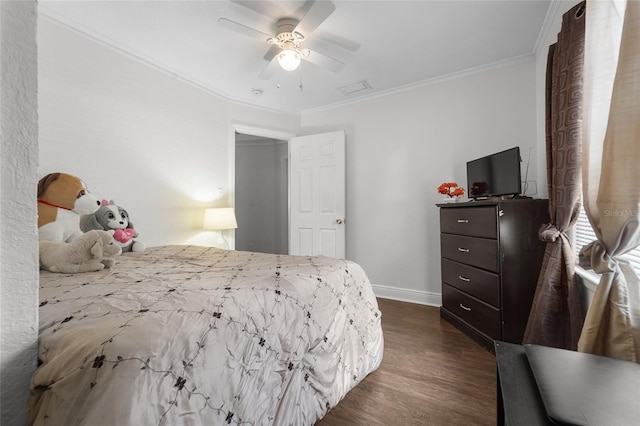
39, 0, 554, 115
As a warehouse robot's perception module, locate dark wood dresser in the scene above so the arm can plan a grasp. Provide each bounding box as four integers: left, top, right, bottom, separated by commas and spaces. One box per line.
437, 199, 549, 352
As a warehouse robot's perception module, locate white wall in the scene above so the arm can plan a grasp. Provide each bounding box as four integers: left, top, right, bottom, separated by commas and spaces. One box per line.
0, 1, 39, 424
295, 0, 582, 306
38, 18, 299, 248
301, 61, 538, 304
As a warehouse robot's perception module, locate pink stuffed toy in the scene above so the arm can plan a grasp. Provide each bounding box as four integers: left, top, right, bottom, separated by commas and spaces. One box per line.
114, 228, 136, 244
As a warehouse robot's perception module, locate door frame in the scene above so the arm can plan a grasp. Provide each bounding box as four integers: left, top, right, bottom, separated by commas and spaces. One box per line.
229, 122, 295, 250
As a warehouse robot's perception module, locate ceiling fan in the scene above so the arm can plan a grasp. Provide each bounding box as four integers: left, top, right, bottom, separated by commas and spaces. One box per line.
218, 0, 359, 79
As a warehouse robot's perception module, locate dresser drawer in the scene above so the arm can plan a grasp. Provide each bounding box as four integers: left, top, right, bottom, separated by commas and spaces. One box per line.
440, 206, 497, 238
441, 258, 500, 306
442, 284, 501, 339
440, 234, 499, 272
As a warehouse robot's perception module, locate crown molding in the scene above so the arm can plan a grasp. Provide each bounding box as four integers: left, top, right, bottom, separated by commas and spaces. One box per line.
37, 6, 301, 117
38, 3, 551, 119
302, 53, 536, 115
532, 0, 565, 57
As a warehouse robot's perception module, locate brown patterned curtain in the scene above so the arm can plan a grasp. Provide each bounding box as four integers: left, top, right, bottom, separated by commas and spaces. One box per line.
523, 1, 586, 350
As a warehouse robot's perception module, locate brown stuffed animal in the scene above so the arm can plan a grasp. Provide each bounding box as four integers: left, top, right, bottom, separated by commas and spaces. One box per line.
39, 230, 122, 273
37, 172, 101, 242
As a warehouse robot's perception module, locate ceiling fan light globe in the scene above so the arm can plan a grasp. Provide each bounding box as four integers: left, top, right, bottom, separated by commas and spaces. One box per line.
277, 49, 301, 71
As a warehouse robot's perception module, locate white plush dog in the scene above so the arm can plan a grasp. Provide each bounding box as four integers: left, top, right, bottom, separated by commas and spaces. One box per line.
39, 230, 122, 273
37, 172, 101, 242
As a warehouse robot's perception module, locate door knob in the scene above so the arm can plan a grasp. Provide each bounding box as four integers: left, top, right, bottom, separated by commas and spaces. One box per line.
336, 218, 344, 224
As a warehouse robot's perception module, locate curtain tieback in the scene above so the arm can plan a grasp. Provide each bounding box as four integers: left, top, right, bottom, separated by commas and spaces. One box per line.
538, 223, 567, 242
578, 241, 617, 274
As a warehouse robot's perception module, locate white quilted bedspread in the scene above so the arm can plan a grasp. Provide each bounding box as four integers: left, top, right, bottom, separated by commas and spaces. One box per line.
29, 246, 383, 425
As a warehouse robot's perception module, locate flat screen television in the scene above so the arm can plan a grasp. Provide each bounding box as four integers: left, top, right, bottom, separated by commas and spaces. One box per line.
466, 147, 522, 199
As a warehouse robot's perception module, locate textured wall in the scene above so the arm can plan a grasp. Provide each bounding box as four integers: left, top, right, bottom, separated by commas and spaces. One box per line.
0, 1, 39, 425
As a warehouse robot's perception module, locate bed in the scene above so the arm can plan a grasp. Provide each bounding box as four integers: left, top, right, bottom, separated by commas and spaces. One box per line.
28, 245, 384, 425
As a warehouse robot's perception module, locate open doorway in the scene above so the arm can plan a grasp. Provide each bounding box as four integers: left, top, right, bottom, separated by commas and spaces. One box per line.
235, 132, 289, 254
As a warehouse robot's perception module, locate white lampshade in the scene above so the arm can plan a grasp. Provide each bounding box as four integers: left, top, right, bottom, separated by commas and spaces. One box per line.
277, 48, 301, 71
203, 208, 237, 230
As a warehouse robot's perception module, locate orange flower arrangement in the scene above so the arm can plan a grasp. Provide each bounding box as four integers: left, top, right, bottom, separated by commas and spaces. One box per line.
438, 182, 465, 198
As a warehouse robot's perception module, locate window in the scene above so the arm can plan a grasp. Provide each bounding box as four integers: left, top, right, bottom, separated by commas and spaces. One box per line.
574, 205, 640, 275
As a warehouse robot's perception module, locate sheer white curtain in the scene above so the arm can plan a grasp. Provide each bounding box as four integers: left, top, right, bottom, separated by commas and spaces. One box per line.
579, 0, 640, 362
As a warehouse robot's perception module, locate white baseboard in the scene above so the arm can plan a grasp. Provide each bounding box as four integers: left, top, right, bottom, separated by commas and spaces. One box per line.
371, 283, 441, 307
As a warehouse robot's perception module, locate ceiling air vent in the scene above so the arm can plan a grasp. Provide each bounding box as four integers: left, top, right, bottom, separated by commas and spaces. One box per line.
338, 81, 372, 96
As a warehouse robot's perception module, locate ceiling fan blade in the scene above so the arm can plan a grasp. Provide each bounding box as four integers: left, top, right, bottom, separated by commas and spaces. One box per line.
259, 62, 279, 80
257, 46, 280, 80
304, 49, 344, 73
263, 45, 280, 62
295, 0, 336, 37
313, 29, 361, 52
304, 36, 352, 63
217, 17, 273, 42
231, 0, 286, 20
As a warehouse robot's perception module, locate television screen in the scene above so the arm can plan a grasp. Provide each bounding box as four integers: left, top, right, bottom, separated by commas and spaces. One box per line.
467, 147, 522, 198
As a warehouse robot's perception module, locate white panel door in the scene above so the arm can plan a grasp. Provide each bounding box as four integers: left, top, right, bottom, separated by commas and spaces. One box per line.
289, 131, 345, 258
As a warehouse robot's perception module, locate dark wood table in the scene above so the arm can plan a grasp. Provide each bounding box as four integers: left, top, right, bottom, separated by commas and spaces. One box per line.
495, 341, 553, 426
495, 340, 640, 426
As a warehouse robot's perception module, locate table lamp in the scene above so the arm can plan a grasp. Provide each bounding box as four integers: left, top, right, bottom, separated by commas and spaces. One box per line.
203, 207, 237, 249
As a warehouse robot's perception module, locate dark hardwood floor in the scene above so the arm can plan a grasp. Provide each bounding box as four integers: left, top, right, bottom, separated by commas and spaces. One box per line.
317, 298, 497, 425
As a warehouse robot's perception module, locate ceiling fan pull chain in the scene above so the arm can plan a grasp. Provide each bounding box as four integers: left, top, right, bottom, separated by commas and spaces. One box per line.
277, 74, 281, 89
299, 65, 303, 92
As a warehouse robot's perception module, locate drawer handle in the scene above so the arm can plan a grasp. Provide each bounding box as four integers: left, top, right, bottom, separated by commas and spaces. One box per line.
459, 303, 472, 311
458, 275, 470, 282
458, 247, 470, 253
457, 219, 469, 223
